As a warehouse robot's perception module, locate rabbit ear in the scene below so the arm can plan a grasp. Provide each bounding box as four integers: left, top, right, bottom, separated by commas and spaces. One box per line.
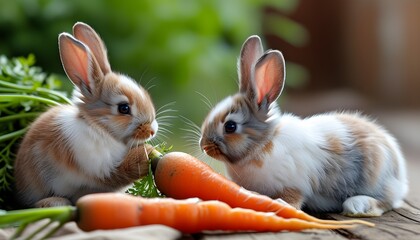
238, 35, 263, 95
253, 50, 285, 105
72, 22, 111, 75
58, 33, 103, 97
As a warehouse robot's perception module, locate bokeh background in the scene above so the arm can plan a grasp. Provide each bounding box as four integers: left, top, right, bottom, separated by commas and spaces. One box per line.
1, 0, 419, 166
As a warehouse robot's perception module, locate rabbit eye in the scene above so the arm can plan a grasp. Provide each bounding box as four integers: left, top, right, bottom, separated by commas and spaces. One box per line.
118, 103, 131, 115
224, 120, 237, 134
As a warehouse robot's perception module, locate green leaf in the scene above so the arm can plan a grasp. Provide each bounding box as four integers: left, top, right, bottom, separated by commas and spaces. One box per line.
126, 143, 171, 198
0, 55, 72, 208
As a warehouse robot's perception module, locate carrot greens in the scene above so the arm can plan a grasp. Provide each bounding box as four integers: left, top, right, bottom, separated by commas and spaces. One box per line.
0, 55, 72, 207
125, 143, 170, 198
0, 206, 75, 239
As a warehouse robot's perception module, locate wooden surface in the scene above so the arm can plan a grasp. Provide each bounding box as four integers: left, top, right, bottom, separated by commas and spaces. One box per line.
185, 150, 420, 240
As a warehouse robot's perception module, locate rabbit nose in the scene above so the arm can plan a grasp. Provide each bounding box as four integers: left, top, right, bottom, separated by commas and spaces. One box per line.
151, 120, 158, 136
134, 120, 158, 140
199, 137, 207, 151
199, 137, 213, 152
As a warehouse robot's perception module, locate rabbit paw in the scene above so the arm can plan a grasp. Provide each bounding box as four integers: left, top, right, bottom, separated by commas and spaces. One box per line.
121, 144, 153, 177
35, 197, 72, 208
342, 195, 389, 217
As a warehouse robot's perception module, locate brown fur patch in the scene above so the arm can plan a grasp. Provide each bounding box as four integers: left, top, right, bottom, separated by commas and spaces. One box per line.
250, 159, 264, 168
13, 150, 45, 203
14, 106, 81, 206
225, 133, 245, 143
88, 105, 112, 118
231, 95, 245, 112
28, 107, 78, 171
337, 114, 392, 186
274, 188, 303, 209
215, 111, 229, 125
243, 127, 259, 136
113, 115, 130, 126
262, 141, 274, 155
325, 134, 344, 155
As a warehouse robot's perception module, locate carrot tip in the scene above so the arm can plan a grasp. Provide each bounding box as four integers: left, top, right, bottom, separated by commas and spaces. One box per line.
316, 219, 375, 227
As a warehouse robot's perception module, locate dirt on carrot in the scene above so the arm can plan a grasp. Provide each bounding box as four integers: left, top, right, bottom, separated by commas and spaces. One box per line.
152, 151, 374, 227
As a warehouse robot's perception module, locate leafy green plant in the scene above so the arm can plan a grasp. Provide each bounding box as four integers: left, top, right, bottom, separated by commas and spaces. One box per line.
0, 55, 71, 208
0, 206, 75, 239
126, 143, 172, 198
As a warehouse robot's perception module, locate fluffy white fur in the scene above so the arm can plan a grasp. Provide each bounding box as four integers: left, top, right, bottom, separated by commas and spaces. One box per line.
57, 106, 127, 178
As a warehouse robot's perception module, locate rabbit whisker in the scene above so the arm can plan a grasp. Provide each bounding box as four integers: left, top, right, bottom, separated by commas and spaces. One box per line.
137, 67, 149, 84
144, 76, 158, 91
146, 84, 156, 91
156, 102, 177, 114
156, 115, 177, 121
180, 116, 202, 132
146, 138, 159, 147
157, 130, 173, 138
195, 91, 214, 110
157, 123, 173, 129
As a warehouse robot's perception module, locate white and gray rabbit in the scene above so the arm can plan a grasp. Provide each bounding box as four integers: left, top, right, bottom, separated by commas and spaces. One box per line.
199, 35, 408, 216
14, 22, 158, 208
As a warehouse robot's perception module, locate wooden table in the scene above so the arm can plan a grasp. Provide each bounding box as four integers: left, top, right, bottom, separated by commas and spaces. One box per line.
185, 151, 420, 240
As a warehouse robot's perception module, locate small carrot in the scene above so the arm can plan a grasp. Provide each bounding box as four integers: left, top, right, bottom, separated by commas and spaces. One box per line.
1, 193, 353, 238
151, 151, 374, 227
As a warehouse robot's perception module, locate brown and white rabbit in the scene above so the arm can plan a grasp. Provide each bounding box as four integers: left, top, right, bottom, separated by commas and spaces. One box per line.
199, 35, 408, 216
14, 22, 158, 208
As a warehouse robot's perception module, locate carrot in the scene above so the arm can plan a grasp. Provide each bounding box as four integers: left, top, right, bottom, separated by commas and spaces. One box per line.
151, 151, 374, 227
77, 193, 354, 233
1, 193, 354, 238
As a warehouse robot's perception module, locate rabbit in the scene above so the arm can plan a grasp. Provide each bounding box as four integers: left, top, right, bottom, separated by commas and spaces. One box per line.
13, 22, 158, 208
199, 35, 408, 217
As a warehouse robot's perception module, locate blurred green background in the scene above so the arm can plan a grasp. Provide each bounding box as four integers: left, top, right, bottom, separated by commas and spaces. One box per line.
0, 0, 308, 153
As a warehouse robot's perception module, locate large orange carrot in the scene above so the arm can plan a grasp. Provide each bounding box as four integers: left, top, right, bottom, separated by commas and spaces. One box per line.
76, 193, 352, 233
152, 151, 374, 227
1, 193, 354, 238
